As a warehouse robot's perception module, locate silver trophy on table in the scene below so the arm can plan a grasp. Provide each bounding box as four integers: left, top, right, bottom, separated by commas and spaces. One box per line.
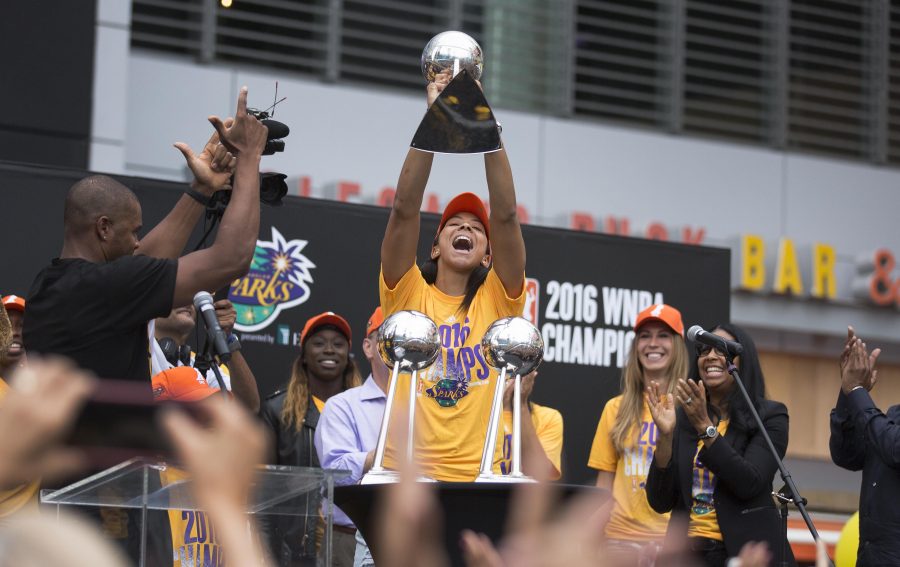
411, 30, 502, 154
476, 317, 544, 482
361, 310, 440, 485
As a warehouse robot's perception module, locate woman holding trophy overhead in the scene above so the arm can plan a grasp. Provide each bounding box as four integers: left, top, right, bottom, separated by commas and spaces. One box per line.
378, 39, 526, 482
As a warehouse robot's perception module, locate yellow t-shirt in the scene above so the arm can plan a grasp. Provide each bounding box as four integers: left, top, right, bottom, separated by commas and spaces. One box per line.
379, 265, 526, 481
159, 467, 224, 566
688, 419, 730, 541
0, 378, 40, 521
588, 395, 670, 541
499, 404, 563, 479
312, 395, 325, 413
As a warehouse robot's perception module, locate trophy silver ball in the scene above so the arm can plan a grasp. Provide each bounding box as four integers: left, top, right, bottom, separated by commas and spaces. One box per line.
421, 31, 484, 82
481, 317, 544, 377
378, 310, 441, 371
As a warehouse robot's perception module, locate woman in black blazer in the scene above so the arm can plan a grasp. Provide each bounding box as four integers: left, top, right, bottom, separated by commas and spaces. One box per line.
645, 323, 796, 567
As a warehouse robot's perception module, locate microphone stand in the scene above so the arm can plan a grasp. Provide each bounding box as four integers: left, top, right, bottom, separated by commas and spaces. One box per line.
724, 357, 833, 567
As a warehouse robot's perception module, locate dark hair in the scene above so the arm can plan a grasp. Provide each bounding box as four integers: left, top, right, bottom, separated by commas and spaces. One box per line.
420, 237, 490, 314
689, 322, 767, 432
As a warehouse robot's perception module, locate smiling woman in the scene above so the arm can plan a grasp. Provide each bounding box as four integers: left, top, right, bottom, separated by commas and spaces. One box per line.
257, 311, 362, 565
646, 322, 796, 567
588, 303, 688, 564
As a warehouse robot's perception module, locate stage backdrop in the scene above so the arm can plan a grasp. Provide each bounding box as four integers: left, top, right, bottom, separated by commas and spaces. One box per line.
0, 161, 730, 484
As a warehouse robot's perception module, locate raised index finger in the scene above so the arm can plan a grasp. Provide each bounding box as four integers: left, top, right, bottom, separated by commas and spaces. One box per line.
234, 86, 248, 118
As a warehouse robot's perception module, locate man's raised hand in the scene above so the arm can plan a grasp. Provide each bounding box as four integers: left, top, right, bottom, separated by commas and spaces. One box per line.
208, 86, 268, 157
174, 120, 237, 196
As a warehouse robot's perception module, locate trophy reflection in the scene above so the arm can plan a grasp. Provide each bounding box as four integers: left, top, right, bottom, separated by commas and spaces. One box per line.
361, 310, 440, 484
476, 317, 544, 483
411, 30, 502, 154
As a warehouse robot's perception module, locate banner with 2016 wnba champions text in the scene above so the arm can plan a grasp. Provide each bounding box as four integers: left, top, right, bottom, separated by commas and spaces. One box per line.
0, 163, 730, 484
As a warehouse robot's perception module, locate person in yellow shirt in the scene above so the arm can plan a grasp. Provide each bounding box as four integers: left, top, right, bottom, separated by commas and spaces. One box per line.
587, 304, 688, 564
0, 297, 39, 523
498, 371, 563, 480
379, 70, 526, 481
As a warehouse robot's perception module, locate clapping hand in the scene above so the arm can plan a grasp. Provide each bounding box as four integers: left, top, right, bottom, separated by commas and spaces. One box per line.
841, 327, 880, 395
647, 380, 676, 436
674, 379, 713, 434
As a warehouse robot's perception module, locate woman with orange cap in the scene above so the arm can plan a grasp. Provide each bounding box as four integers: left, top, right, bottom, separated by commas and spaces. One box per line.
379, 71, 527, 482
258, 312, 362, 566
587, 303, 689, 565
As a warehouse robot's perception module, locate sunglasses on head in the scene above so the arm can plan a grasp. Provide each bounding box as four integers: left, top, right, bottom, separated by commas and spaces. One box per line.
696, 344, 727, 357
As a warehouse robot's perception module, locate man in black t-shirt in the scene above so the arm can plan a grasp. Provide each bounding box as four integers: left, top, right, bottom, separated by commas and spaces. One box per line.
25, 87, 269, 385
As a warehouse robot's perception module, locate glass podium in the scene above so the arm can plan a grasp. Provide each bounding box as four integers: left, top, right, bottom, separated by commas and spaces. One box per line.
41, 458, 349, 567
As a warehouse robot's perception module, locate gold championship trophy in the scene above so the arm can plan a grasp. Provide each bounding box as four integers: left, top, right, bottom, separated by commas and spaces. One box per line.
361, 310, 440, 484
476, 317, 544, 483
410, 31, 502, 154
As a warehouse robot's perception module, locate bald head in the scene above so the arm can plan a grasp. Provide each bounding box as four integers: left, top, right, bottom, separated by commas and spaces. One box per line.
64, 175, 139, 233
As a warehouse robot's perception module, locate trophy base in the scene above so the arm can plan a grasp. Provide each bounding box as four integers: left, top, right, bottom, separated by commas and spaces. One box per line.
360, 470, 437, 485
473, 473, 536, 484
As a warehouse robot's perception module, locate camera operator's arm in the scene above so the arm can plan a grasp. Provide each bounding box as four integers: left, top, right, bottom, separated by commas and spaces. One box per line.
216, 299, 260, 413
172, 87, 267, 307
138, 125, 236, 260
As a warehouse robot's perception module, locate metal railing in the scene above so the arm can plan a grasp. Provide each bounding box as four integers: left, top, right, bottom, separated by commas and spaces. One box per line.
131, 0, 900, 167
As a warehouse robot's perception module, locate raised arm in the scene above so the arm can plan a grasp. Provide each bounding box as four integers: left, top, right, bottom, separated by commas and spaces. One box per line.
172, 87, 268, 307
381, 74, 449, 287
485, 147, 525, 297
381, 149, 432, 287
830, 391, 866, 471
138, 123, 236, 259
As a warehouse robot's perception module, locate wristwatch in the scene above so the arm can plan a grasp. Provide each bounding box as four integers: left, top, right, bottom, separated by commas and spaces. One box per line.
698, 425, 718, 440
227, 334, 242, 353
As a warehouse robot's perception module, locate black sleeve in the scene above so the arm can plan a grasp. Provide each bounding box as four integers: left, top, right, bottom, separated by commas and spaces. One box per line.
829, 389, 866, 471
846, 388, 900, 469
700, 401, 789, 501
99, 255, 177, 328
259, 399, 282, 465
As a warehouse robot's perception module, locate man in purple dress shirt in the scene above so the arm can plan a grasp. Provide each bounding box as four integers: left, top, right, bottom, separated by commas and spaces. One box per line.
315, 307, 388, 567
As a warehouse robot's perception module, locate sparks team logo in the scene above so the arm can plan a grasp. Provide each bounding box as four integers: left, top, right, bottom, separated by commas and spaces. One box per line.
425, 378, 469, 407
231, 227, 316, 332
522, 278, 540, 326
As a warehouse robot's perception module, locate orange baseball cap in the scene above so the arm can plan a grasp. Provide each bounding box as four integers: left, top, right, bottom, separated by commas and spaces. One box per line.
2, 295, 25, 313
151, 366, 221, 402
438, 192, 490, 239
300, 311, 352, 347
634, 304, 684, 337
366, 306, 384, 337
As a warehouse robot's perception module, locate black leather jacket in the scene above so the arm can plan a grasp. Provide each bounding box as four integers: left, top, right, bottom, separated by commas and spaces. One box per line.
258, 391, 321, 566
